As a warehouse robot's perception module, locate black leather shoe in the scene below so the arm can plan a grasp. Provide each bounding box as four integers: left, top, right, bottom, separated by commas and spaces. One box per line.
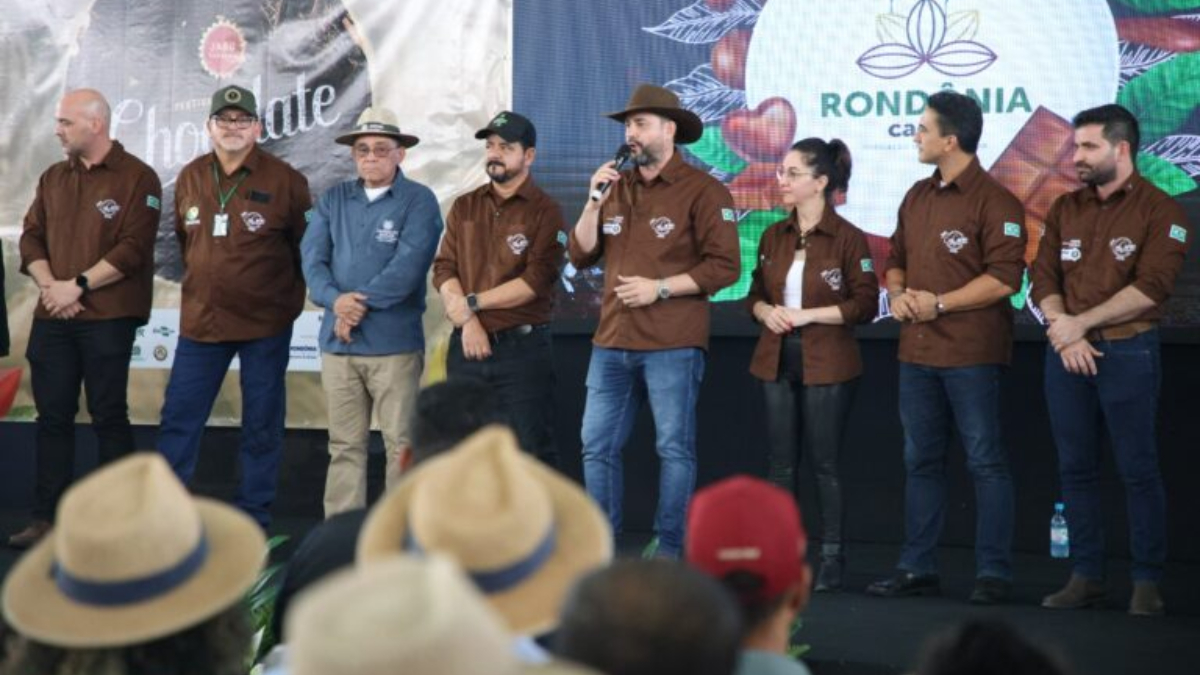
969, 576, 1012, 605
6, 520, 51, 550
866, 571, 940, 597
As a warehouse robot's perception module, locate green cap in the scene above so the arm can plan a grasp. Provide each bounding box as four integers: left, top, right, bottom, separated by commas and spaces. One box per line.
210, 85, 257, 117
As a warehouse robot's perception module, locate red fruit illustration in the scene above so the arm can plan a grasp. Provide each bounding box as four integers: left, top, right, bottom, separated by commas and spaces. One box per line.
711, 29, 750, 89
721, 96, 797, 163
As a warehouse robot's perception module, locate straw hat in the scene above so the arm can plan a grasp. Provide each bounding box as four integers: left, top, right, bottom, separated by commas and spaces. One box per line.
335, 106, 420, 147
605, 83, 704, 144
2, 453, 267, 648
287, 555, 598, 675
357, 425, 612, 635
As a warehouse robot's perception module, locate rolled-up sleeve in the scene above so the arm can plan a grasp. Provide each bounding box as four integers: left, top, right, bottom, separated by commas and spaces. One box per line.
18, 176, 49, 274
102, 171, 162, 278
837, 228, 879, 324
518, 199, 565, 295
1030, 198, 1065, 306
979, 192, 1027, 291
685, 183, 740, 295
1131, 199, 1191, 304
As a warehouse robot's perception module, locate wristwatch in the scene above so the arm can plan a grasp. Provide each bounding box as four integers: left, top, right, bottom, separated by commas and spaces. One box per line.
656, 279, 671, 301
466, 293, 480, 313
75, 274, 90, 296
935, 295, 946, 316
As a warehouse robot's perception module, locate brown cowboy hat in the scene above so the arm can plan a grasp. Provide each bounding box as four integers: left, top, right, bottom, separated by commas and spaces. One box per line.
2, 453, 267, 648
357, 426, 613, 636
287, 555, 599, 675
604, 83, 704, 144
336, 106, 420, 148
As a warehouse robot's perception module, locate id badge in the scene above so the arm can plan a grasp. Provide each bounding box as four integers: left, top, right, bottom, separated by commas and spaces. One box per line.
213, 213, 229, 237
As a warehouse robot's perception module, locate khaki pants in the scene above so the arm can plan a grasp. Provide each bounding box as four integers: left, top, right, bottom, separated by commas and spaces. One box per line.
321, 351, 423, 517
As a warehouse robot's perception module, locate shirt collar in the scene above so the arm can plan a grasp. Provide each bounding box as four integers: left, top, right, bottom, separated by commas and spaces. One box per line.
633, 148, 687, 186
484, 174, 539, 205
209, 144, 262, 176
930, 155, 984, 192
355, 168, 405, 200
1082, 170, 1139, 206
69, 140, 126, 172
784, 203, 841, 237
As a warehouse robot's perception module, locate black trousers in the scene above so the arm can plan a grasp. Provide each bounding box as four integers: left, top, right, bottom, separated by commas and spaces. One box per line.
447, 324, 558, 468
762, 333, 858, 547
26, 317, 140, 520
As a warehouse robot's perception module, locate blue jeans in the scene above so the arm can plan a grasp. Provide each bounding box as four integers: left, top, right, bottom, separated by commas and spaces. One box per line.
898, 363, 1014, 580
157, 329, 292, 528
580, 346, 705, 557
1044, 330, 1165, 582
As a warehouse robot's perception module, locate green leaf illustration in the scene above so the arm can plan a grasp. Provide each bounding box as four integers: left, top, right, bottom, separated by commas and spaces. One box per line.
685, 126, 748, 176
1113, 0, 1200, 12
1009, 269, 1030, 311
712, 208, 788, 303
1118, 52, 1200, 145
1138, 153, 1198, 196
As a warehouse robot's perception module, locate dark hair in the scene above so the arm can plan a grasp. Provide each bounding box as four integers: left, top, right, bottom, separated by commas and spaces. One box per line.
926, 91, 983, 154
720, 570, 789, 634
1072, 104, 1140, 161
790, 137, 852, 199
914, 620, 1072, 675
4, 605, 252, 675
556, 559, 743, 675
410, 376, 508, 463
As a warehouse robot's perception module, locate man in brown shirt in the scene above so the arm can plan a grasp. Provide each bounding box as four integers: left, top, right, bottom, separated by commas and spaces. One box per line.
156, 85, 311, 529
1032, 104, 1191, 616
568, 84, 740, 558
867, 91, 1026, 603
433, 111, 564, 467
11, 89, 161, 548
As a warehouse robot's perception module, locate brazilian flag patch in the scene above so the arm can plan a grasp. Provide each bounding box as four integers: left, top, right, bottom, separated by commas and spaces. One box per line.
861, 258, 874, 272
1003, 222, 1021, 238
721, 208, 735, 222
146, 195, 161, 210
1169, 224, 1187, 244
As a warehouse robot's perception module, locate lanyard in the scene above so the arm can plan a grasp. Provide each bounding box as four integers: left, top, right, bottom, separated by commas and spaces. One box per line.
211, 162, 250, 214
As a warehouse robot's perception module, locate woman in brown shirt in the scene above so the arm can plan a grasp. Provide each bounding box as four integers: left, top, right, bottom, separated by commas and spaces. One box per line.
747, 138, 878, 591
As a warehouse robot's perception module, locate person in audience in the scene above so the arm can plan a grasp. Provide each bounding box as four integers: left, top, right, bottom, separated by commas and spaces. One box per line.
687, 475, 814, 675
555, 558, 743, 675
911, 620, 1071, 675
285, 554, 596, 675
1, 453, 267, 675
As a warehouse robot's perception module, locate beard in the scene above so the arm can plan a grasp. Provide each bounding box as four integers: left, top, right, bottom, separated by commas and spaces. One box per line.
630, 144, 659, 167
1077, 161, 1117, 187
487, 161, 517, 184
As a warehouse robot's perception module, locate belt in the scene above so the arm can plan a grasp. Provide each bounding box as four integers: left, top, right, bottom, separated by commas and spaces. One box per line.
1086, 320, 1154, 342
453, 323, 546, 344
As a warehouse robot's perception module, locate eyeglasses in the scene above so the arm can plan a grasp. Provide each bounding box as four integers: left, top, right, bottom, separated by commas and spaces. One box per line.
775, 167, 816, 182
353, 145, 399, 158
210, 115, 258, 129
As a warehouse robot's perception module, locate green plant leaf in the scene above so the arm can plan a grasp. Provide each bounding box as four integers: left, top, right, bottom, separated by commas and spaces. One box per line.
1118, 52, 1200, 145
1138, 153, 1198, 196
1113, 0, 1200, 11
1009, 270, 1030, 311
684, 126, 748, 175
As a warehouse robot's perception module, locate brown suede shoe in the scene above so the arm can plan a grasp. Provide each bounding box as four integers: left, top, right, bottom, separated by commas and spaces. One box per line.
6, 520, 51, 550
1042, 573, 1107, 609
1129, 581, 1165, 617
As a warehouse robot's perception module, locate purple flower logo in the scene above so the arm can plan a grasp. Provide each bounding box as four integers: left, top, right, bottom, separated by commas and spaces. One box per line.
857, 0, 997, 80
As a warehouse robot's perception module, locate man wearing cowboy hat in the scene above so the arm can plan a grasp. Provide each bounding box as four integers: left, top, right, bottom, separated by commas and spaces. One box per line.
301, 106, 442, 517
157, 84, 312, 530
433, 110, 564, 468
567, 83, 740, 558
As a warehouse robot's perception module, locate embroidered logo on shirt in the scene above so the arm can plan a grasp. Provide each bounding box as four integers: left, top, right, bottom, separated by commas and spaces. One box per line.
184, 206, 201, 227
1061, 239, 1082, 262
1110, 237, 1136, 262
96, 199, 120, 220
241, 211, 266, 232
1170, 224, 1188, 244
146, 195, 161, 210
860, 258, 874, 273
602, 216, 623, 236
1003, 221, 1021, 238
375, 220, 399, 244
650, 216, 676, 239
507, 233, 530, 255
941, 230, 968, 254
821, 268, 843, 291
721, 208, 736, 222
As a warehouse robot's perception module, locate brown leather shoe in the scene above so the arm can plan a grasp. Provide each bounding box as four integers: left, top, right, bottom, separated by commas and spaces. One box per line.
1129, 581, 1165, 617
1042, 573, 1107, 609
6, 520, 51, 549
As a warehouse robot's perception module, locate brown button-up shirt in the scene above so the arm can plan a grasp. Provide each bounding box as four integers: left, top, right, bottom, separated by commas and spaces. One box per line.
432, 177, 565, 332
568, 151, 740, 351
746, 206, 879, 384
173, 146, 311, 342
1031, 172, 1191, 323
20, 141, 161, 322
885, 156, 1027, 367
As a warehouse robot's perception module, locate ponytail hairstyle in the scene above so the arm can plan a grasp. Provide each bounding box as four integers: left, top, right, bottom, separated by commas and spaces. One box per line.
788, 138, 852, 200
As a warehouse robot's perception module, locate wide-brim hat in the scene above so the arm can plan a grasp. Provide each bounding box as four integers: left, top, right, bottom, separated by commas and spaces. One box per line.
357, 426, 613, 636
604, 83, 704, 144
288, 555, 599, 675
2, 453, 267, 648
336, 106, 420, 148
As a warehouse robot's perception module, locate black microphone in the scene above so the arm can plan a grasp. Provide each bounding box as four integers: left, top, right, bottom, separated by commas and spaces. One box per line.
590, 144, 633, 202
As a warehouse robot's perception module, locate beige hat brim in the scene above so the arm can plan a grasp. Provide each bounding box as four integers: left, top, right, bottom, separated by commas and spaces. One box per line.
604, 106, 704, 145
2, 498, 266, 649
335, 130, 420, 148
358, 454, 613, 636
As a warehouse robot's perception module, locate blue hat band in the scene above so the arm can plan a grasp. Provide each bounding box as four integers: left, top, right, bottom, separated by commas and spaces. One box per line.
52, 533, 210, 607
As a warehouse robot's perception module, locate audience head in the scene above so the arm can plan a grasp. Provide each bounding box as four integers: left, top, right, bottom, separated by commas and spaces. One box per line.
913, 620, 1071, 675
556, 558, 743, 675
358, 426, 612, 635
407, 376, 509, 465
687, 475, 811, 639
1, 453, 266, 675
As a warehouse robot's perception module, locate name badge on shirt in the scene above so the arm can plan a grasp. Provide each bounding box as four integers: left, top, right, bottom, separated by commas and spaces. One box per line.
213, 213, 229, 237
602, 216, 624, 236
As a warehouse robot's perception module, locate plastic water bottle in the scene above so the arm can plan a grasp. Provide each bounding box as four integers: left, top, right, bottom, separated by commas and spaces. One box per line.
1050, 502, 1070, 559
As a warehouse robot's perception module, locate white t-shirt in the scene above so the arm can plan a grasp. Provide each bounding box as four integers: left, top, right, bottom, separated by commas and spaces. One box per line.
783, 258, 805, 309
363, 185, 389, 202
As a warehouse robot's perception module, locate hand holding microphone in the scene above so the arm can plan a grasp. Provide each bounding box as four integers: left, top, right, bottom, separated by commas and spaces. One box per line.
589, 144, 632, 203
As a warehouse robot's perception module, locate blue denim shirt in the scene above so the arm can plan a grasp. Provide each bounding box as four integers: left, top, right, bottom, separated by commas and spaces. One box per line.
301, 170, 443, 355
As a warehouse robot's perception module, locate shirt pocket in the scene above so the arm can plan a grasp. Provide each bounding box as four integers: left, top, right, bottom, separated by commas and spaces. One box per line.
368, 216, 403, 256
808, 258, 846, 303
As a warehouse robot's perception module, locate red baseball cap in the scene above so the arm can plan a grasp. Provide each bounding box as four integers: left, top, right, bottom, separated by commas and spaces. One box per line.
685, 475, 808, 602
